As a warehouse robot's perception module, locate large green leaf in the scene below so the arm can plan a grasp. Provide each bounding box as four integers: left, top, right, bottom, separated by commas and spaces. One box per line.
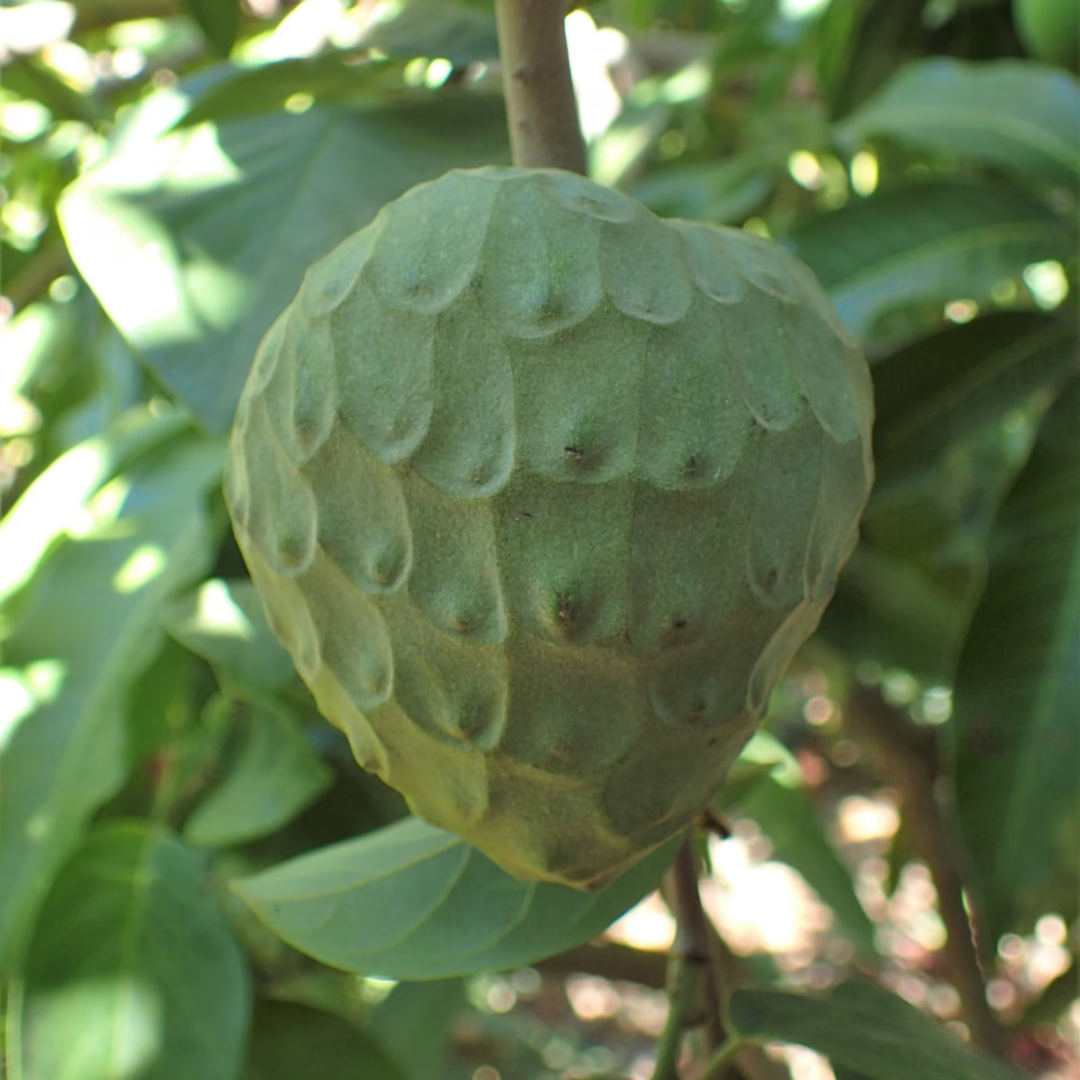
244, 1001, 404, 1080
60, 96, 508, 433
786, 179, 1074, 345
18, 822, 250, 1080
183, 702, 333, 849
872, 312, 1079, 485
729, 980, 1024, 1080
163, 578, 295, 692
0, 431, 223, 969
952, 375, 1080, 946
233, 816, 677, 979
733, 776, 878, 962
837, 58, 1080, 186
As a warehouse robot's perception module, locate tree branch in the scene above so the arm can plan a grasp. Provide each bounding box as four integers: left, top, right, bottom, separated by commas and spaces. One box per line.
493, 0, 587, 173
845, 685, 1007, 1058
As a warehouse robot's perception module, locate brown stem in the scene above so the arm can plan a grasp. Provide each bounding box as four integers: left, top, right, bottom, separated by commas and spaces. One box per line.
844, 685, 1007, 1058
493, 0, 587, 173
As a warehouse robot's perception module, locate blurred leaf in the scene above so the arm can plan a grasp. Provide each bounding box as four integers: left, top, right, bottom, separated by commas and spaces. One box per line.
183, 0, 238, 55
787, 179, 1075, 344
164, 578, 295, 691
0, 57, 103, 125
370, 980, 467, 1080
0, 432, 223, 968
60, 98, 508, 434
825, 543, 970, 677
20, 821, 250, 1080
184, 702, 333, 848
952, 375, 1080, 947
233, 816, 678, 979
733, 776, 878, 962
819, 0, 929, 114
244, 1000, 404, 1080
837, 58, 1080, 186
0, 409, 190, 610
361, 0, 499, 64
171, 54, 406, 129
628, 152, 777, 224
872, 312, 1079, 485
729, 980, 1025, 1080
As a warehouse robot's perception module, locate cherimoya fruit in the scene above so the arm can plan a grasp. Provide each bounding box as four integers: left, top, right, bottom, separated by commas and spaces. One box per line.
225, 166, 874, 890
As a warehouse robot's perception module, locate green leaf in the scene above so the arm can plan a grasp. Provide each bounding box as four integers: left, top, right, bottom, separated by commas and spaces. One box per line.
59, 97, 508, 434
733, 776, 878, 962
952, 375, 1080, 946
824, 542, 969, 678
183, 0, 239, 55
729, 980, 1025, 1080
171, 53, 407, 129
872, 312, 1079, 485
837, 58, 1080, 186
244, 1000, 405, 1080
786, 179, 1075, 345
183, 702, 333, 849
0, 432, 223, 969
0, 408, 190, 610
18, 821, 249, 1080
163, 578, 295, 691
370, 980, 466, 1080
233, 816, 677, 979
361, 0, 499, 64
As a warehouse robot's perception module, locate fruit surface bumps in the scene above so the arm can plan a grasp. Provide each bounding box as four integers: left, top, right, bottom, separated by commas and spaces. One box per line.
225, 166, 874, 889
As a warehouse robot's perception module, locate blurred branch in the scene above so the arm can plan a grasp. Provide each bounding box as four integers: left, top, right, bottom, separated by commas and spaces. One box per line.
3, 244, 72, 314
844, 684, 1007, 1058
493, 0, 586, 173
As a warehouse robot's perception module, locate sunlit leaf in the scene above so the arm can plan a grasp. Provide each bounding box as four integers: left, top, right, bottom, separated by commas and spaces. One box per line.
786, 179, 1075, 345
837, 58, 1080, 186
244, 1000, 404, 1080
233, 816, 677, 979
19, 821, 250, 1080
0, 409, 190, 610
60, 97, 508, 433
184, 702, 333, 849
729, 980, 1024, 1080
0, 432, 224, 968
163, 578, 294, 691
952, 375, 1080, 947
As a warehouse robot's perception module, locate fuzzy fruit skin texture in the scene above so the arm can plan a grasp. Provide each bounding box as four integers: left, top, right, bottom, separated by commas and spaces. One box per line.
225, 167, 874, 890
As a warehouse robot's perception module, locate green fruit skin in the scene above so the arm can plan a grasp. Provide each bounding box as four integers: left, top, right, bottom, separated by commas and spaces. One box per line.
225, 167, 874, 890
1014, 0, 1080, 69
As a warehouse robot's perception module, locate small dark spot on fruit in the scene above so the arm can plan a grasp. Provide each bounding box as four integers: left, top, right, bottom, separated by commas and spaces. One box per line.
564, 445, 585, 460
556, 595, 575, 622
762, 567, 779, 590
683, 455, 700, 477
671, 617, 688, 630
452, 613, 479, 635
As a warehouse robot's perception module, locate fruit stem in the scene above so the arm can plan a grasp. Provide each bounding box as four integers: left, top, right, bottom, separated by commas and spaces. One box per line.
651, 831, 731, 1078
493, 0, 588, 174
